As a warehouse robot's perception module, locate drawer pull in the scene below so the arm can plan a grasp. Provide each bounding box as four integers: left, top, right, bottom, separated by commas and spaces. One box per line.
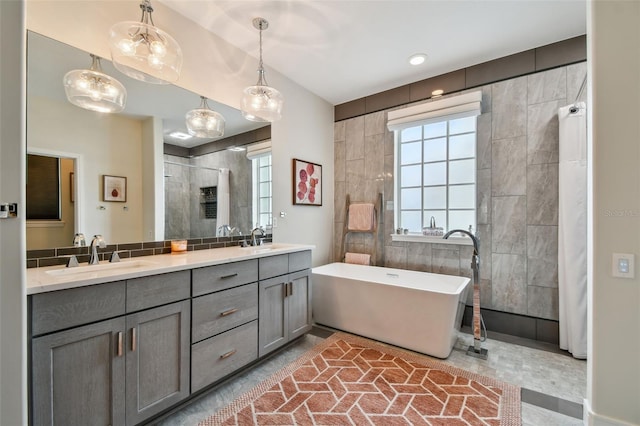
117, 332, 123, 357
221, 308, 239, 317
220, 273, 238, 279
220, 349, 237, 360
131, 327, 136, 352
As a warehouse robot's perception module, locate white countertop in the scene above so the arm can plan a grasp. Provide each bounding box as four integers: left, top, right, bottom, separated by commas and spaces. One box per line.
27, 243, 314, 295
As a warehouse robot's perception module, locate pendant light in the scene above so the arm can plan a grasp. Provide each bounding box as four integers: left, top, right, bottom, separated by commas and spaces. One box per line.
63, 54, 127, 113
185, 96, 225, 138
241, 17, 284, 122
108, 0, 182, 84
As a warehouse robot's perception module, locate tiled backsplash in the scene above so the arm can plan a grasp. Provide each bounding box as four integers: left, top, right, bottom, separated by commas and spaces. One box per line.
27, 234, 272, 268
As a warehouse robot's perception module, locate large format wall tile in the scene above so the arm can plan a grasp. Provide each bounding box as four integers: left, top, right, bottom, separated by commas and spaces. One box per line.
477, 112, 492, 170
385, 244, 408, 269
364, 134, 384, 181
334, 120, 346, 142
567, 62, 588, 104
527, 225, 558, 288
346, 159, 365, 201
334, 140, 346, 182
528, 67, 567, 105
527, 285, 559, 320
364, 110, 385, 137
345, 116, 364, 160
432, 244, 461, 276
406, 242, 432, 272
477, 224, 492, 281
492, 253, 527, 314
527, 163, 559, 225
477, 169, 491, 225
492, 136, 527, 196
491, 76, 527, 140
527, 100, 562, 165
492, 196, 526, 254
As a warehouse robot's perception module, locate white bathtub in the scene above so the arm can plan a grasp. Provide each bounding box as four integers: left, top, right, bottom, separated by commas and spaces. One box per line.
312, 262, 470, 358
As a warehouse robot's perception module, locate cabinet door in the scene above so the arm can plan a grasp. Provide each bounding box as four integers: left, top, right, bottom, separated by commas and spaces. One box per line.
258, 276, 288, 357
31, 317, 126, 426
125, 300, 190, 426
288, 269, 312, 340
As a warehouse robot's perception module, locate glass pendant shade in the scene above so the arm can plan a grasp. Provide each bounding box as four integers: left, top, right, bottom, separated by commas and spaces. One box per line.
185, 97, 225, 138
241, 17, 284, 122
63, 55, 127, 113
108, 1, 182, 84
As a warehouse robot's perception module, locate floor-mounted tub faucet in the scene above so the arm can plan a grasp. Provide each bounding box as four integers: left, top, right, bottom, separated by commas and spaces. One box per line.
443, 229, 487, 360
89, 234, 106, 265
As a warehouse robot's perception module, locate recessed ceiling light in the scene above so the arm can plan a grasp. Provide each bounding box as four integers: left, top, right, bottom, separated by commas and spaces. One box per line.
227, 146, 246, 152
431, 89, 444, 97
408, 53, 427, 66
169, 131, 192, 140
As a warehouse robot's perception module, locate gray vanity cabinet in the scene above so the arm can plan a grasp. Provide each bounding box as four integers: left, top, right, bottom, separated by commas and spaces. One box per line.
125, 300, 190, 426
30, 271, 191, 426
31, 317, 126, 426
258, 251, 312, 357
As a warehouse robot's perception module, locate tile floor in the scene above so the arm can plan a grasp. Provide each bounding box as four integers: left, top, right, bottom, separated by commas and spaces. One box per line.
156, 327, 586, 425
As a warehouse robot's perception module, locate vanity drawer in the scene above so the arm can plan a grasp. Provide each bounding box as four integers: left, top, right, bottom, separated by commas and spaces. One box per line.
126, 270, 190, 313
259, 254, 289, 280
191, 320, 258, 392
289, 250, 312, 273
192, 259, 258, 297
192, 283, 258, 342
31, 281, 126, 336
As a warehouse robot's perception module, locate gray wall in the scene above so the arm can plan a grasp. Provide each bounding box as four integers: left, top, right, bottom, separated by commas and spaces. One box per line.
334, 62, 587, 321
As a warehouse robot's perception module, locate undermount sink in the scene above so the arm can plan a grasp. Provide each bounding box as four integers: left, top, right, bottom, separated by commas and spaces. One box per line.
45, 260, 158, 277
239, 244, 287, 254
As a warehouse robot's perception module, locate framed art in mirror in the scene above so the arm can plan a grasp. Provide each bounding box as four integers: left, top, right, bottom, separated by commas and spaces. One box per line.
293, 158, 322, 206
103, 175, 127, 202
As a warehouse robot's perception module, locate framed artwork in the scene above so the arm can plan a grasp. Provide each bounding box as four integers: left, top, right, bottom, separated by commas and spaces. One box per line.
292, 158, 322, 206
103, 175, 127, 202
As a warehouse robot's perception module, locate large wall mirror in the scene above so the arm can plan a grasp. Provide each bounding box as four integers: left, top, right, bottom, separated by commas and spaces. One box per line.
27, 31, 271, 250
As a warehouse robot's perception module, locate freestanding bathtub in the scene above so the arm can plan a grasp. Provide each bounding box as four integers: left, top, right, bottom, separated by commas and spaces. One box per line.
312, 262, 470, 358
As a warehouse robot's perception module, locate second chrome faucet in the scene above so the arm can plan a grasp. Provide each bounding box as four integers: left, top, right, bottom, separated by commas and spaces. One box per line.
89, 234, 106, 265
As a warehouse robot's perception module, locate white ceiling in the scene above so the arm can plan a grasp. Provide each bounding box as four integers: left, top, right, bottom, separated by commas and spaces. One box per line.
160, 0, 587, 105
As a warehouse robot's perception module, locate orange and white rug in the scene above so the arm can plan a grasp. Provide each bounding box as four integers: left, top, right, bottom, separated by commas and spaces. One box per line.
200, 332, 521, 425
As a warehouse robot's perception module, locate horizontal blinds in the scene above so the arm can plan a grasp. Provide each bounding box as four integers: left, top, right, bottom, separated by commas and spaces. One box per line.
387, 90, 482, 131
246, 140, 271, 160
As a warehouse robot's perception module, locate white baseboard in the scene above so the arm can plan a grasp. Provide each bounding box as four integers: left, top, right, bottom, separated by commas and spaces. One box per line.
584, 399, 637, 426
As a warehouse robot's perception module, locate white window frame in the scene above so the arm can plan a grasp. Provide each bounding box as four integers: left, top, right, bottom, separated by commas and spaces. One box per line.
387, 91, 481, 244
251, 153, 272, 230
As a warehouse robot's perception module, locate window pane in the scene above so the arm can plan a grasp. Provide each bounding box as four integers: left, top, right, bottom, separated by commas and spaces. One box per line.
260, 182, 271, 196
401, 188, 421, 209
449, 159, 475, 184
401, 164, 421, 187
423, 210, 446, 230
449, 133, 475, 159
423, 186, 446, 209
449, 116, 476, 134
400, 126, 421, 142
400, 141, 421, 165
259, 166, 271, 181
423, 138, 446, 162
423, 162, 446, 186
400, 211, 421, 232
260, 197, 271, 212
259, 155, 271, 166
259, 213, 271, 227
449, 210, 476, 232
449, 184, 475, 209
424, 121, 446, 139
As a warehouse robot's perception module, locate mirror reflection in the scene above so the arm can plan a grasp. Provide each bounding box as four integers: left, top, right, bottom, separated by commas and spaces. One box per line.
26, 31, 271, 250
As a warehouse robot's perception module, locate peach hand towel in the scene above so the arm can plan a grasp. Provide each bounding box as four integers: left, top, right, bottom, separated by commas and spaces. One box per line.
348, 203, 375, 231
345, 252, 371, 265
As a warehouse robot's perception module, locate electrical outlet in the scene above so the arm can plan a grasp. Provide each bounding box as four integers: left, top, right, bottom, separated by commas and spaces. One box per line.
612, 253, 635, 278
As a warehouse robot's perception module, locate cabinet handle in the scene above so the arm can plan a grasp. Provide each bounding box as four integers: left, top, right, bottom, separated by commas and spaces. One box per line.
131, 327, 136, 352
117, 332, 123, 357
220, 273, 238, 279
220, 349, 237, 360
221, 308, 239, 317
289, 282, 294, 296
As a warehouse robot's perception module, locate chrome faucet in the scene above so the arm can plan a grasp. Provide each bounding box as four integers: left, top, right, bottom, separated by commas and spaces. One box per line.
72, 233, 86, 247
217, 224, 232, 237
89, 234, 106, 265
443, 229, 487, 359
250, 227, 265, 246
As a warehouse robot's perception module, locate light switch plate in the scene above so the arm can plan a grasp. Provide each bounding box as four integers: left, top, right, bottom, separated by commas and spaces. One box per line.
612, 253, 635, 278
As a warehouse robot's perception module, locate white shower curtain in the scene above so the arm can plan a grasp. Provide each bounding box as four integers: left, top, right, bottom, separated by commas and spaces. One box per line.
558, 101, 588, 359
217, 168, 230, 227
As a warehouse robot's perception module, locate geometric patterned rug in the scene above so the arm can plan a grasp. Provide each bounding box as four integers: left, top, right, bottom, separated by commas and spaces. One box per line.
200, 332, 521, 425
